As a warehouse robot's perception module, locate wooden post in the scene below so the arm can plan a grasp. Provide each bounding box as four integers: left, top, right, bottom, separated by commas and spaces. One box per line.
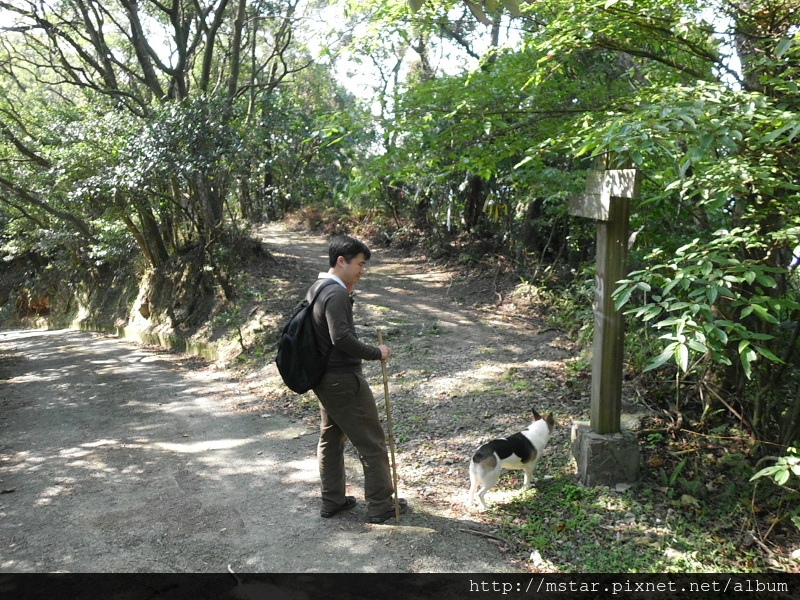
569, 166, 641, 435
590, 196, 629, 434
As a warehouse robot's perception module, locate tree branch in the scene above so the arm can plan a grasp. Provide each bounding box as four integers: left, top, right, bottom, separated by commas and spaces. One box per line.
0, 174, 97, 244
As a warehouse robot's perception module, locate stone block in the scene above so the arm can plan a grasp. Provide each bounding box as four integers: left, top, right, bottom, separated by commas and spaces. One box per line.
571, 421, 640, 487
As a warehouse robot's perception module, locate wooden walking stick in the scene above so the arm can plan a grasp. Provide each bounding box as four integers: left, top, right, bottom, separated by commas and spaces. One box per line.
378, 328, 401, 523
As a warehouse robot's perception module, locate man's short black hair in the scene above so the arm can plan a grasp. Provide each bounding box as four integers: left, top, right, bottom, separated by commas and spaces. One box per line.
329, 235, 371, 268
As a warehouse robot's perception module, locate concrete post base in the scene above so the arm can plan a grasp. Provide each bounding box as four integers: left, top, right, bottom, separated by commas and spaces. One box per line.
571, 421, 640, 487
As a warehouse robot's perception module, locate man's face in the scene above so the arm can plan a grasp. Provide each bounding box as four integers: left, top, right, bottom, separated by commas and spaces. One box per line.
337, 252, 368, 290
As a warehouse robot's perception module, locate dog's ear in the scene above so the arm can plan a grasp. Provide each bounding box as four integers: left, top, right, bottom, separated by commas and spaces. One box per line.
531, 408, 542, 421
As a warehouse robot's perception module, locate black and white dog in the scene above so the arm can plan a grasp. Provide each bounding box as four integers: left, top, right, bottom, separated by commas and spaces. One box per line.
467, 409, 555, 510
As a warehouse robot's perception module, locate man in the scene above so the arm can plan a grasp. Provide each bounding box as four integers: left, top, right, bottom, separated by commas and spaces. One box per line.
309, 235, 407, 524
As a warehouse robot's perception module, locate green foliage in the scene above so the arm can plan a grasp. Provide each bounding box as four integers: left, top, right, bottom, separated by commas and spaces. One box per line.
0, 1, 366, 267
561, 44, 800, 438
750, 446, 800, 537
751, 447, 800, 489
349, 20, 622, 261
407, 0, 523, 20
646, 432, 665, 448
534, 0, 720, 86
615, 229, 797, 379
540, 269, 596, 341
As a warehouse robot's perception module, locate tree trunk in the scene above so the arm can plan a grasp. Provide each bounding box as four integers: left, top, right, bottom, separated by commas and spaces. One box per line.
461, 173, 486, 233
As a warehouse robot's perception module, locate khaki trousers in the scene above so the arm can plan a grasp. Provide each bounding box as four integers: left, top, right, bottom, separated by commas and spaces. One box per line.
313, 371, 395, 517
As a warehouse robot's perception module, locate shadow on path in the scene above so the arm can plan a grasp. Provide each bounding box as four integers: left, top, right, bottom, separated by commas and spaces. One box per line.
0, 329, 519, 573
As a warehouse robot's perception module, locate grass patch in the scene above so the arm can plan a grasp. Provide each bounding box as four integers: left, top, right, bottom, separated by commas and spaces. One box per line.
483, 433, 797, 572
490, 474, 766, 572
492, 477, 663, 572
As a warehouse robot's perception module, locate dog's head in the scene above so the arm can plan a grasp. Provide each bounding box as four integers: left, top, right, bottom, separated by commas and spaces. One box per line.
531, 408, 555, 431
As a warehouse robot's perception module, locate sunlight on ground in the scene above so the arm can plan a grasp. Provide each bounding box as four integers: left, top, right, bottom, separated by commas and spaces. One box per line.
154, 438, 253, 453
34, 483, 72, 506
283, 457, 319, 483
81, 439, 120, 447
413, 358, 563, 401
263, 426, 314, 440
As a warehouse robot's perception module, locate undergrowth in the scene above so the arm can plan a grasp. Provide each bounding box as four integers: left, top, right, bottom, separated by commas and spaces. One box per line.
483, 421, 799, 572
493, 268, 800, 572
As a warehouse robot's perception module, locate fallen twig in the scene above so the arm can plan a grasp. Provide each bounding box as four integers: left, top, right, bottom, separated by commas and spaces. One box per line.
460, 527, 516, 549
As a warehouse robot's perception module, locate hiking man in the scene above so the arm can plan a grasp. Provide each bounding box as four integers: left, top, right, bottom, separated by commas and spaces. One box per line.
309, 235, 407, 524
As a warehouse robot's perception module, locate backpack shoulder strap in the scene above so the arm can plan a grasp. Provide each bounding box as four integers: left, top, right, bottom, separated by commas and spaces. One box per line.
307, 278, 339, 361
307, 278, 340, 306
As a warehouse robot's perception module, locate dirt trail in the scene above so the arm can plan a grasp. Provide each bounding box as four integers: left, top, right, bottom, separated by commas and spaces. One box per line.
250, 224, 578, 531
0, 322, 535, 574
0, 223, 584, 576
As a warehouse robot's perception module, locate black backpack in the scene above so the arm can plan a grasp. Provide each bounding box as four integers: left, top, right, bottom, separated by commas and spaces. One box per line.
275, 279, 338, 394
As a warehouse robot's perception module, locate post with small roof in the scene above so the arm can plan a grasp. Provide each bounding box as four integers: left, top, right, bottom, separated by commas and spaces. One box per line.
568, 155, 641, 487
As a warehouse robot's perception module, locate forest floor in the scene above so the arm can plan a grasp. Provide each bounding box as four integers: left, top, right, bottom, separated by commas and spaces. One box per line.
1, 220, 798, 583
